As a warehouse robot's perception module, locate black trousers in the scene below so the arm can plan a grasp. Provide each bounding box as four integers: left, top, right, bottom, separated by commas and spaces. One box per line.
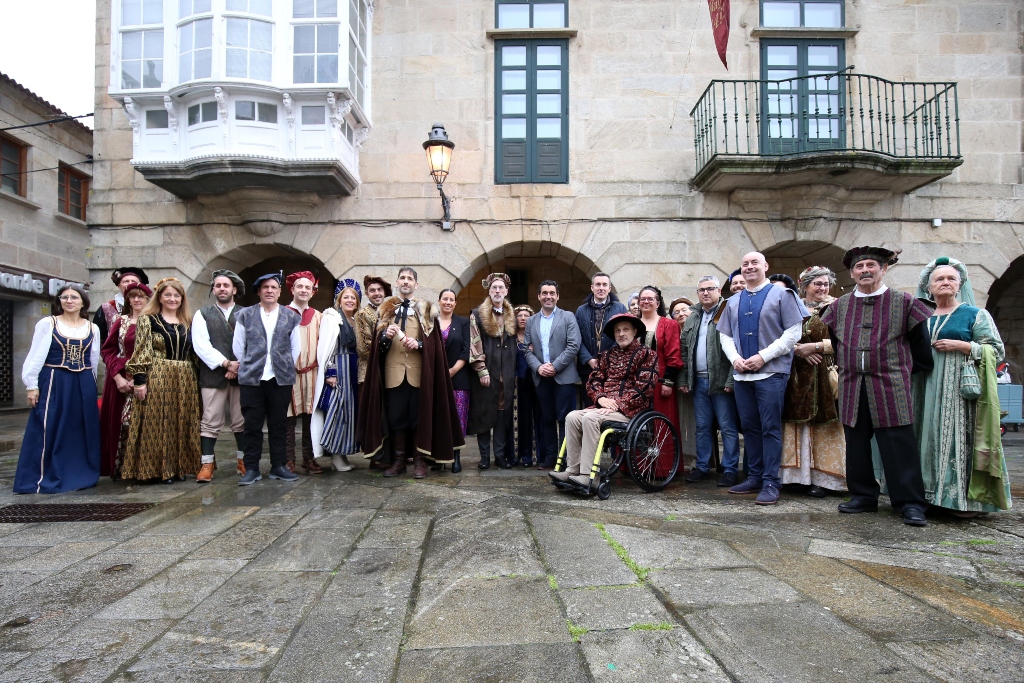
386, 380, 419, 431
843, 384, 927, 511
516, 376, 540, 463
240, 379, 292, 472
535, 377, 576, 466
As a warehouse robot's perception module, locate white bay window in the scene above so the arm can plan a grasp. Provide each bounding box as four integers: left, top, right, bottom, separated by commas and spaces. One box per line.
179, 18, 213, 81
226, 18, 273, 81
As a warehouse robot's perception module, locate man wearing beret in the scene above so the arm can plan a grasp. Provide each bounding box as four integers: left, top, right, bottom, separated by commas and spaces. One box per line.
94, 267, 149, 344
822, 246, 934, 526
192, 270, 246, 482
355, 275, 393, 468
284, 270, 323, 474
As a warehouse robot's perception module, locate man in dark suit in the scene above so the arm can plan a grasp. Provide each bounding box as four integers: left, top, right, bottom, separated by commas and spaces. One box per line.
525, 280, 582, 469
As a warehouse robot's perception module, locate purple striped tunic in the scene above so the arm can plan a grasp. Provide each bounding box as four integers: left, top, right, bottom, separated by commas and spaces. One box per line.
821, 289, 931, 429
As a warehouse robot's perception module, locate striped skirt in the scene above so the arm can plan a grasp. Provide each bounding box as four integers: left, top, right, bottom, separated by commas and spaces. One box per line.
321, 350, 359, 456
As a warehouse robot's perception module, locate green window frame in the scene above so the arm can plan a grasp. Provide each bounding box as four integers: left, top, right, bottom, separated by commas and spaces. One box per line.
760, 39, 845, 154
760, 0, 843, 28
495, 39, 569, 184
495, 0, 567, 29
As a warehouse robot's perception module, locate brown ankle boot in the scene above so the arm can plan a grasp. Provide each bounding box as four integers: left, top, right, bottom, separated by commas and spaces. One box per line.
413, 455, 428, 479
383, 432, 407, 478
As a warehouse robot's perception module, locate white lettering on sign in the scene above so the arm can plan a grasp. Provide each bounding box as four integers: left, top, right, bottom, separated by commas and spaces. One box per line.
0, 272, 45, 295
48, 278, 88, 296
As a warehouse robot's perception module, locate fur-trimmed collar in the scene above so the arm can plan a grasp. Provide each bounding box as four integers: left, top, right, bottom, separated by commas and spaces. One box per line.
377, 296, 439, 337
475, 298, 516, 338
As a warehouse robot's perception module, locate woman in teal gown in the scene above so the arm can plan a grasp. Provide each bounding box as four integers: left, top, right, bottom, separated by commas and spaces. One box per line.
913, 257, 1011, 516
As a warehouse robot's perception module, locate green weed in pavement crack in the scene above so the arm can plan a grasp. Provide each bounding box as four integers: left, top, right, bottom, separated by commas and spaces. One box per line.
629, 622, 672, 631
594, 523, 649, 582
566, 620, 588, 642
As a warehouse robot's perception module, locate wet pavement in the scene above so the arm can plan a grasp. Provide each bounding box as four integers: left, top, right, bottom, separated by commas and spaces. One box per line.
0, 409, 1023, 683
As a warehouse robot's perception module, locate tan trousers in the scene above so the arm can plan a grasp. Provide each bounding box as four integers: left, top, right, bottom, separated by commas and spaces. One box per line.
564, 409, 628, 475
200, 386, 244, 439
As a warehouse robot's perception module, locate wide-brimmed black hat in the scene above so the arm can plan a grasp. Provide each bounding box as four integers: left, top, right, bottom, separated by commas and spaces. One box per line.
111, 267, 149, 285
842, 246, 901, 270
603, 313, 645, 340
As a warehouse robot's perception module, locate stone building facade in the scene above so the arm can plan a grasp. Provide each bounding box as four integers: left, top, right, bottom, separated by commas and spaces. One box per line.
0, 73, 93, 407
89, 0, 1024, 377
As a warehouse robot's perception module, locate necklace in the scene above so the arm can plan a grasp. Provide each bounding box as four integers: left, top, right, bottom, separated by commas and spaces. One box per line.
928, 302, 961, 342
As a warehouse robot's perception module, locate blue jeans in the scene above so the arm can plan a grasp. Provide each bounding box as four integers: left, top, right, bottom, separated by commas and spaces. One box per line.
693, 376, 740, 474
732, 373, 789, 487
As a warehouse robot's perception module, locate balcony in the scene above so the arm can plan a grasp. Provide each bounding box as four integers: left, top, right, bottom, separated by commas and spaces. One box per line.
690, 71, 962, 193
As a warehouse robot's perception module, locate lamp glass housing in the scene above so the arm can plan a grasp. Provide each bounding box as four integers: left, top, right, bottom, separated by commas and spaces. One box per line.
424, 143, 453, 185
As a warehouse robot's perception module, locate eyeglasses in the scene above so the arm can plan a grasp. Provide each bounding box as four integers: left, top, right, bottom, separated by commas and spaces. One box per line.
59, 295, 81, 302
638, 297, 657, 303
809, 282, 830, 288
696, 287, 718, 294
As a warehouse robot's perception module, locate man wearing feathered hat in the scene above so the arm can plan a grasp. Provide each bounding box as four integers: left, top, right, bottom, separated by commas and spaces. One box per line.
93, 267, 149, 344
355, 267, 464, 478
354, 274, 393, 468
192, 269, 246, 482
467, 273, 518, 470
821, 246, 934, 526
284, 270, 323, 474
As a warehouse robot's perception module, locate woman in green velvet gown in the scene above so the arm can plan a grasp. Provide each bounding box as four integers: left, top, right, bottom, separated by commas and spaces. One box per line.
913, 258, 1011, 516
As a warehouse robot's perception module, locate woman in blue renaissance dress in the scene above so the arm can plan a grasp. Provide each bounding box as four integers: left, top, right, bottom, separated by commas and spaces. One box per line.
15, 284, 102, 494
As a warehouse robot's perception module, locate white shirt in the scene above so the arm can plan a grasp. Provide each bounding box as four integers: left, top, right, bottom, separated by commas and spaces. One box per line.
719, 280, 803, 382
191, 303, 236, 371
22, 317, 100, 389
231, 304, 302, 381
854, 284, 889, 298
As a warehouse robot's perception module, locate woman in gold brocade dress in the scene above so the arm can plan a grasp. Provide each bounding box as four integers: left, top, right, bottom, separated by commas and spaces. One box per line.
779, 267, 847, 497
122, 278, 202, 483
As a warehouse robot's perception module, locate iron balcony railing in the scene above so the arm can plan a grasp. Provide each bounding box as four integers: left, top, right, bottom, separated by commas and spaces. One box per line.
690, 68, 961, 173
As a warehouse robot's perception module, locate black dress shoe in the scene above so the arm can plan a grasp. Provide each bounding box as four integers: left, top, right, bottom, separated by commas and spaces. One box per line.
477, 457, 490, 470
684, 469, 709, 483
838, 498, 878, 514
807, 485, 828, 498
902, 506, 928, 526
716, 472, 738, 487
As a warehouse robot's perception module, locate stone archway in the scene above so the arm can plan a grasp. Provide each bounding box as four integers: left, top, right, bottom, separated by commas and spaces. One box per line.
762, 240, 852, 297
195, 244, 332, 311
987, 254, 1024, 380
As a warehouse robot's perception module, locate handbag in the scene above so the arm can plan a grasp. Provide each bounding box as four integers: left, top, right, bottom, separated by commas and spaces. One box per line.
960, 358, 981, 400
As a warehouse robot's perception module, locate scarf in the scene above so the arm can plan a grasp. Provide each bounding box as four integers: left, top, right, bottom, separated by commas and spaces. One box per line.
592, 299, 611, 346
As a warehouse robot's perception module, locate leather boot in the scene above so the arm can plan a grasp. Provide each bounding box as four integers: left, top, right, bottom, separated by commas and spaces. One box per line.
451, 450, 462, 474
413, 455, 429, 479
477, 434, 491, 470
383, 431, 408, 477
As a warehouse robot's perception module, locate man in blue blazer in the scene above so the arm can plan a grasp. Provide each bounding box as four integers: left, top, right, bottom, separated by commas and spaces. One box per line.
525, 280, 582, 469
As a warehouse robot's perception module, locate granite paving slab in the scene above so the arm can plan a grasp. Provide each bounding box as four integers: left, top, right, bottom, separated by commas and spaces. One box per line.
406, 576, 570, 649
579, 628, 732, 682
0, 545, 46, 567
95, 559, 247, 620
649, 567, 801, 613
355, 511, 433, 549
293, 506, 376, 529
736, 547, 976, 642
141, 505, 259, 537
186, 514, 299, 561
528, 513, 636, 588
395, 644, 591, 683
686, 602, 934, 683
602, 523, 751, 569
887, 636, 1024, 683
112, 533, 214, 556
319, 483, 394, 509
809, 539, 978, 579
560, 585, 673, 631
128, 570, 330, 672
245, 527, 357, 571
0, 618, 173, 683
3, 541, 115, 572
421, 505, 545, 581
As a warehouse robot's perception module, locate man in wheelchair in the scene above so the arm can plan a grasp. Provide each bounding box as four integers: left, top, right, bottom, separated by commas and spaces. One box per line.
551, 314, 658, 489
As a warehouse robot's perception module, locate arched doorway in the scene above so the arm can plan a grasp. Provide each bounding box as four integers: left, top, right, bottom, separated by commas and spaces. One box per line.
762, 240, 852, 297
454, 256, 595, 317
987, 254, 1023, 380
237, 256, 335, 311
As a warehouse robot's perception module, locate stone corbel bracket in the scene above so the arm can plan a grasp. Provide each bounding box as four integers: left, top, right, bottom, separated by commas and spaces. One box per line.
195, 188, 323, 237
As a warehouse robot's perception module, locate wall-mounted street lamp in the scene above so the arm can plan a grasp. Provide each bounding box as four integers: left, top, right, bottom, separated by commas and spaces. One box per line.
423, 123, 455, 231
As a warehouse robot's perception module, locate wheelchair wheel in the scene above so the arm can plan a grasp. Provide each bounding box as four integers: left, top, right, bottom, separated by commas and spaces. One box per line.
626, 412, 680, 492
596, 481, 611, 500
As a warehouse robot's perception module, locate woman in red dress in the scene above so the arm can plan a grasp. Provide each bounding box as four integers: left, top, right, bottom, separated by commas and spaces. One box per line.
637, 286, 684, 477
99, 282, 151, 478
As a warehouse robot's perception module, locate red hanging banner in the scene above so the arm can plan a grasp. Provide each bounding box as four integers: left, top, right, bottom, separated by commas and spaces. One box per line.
708, 0, 730, 69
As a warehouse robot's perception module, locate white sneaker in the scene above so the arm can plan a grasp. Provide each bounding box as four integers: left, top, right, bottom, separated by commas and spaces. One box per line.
331, 454, 353, 472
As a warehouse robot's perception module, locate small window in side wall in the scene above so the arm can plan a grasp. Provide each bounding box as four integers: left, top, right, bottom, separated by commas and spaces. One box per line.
301, 106, 326, 125
146, 109, 169, 128
187, 101, 218, 126
257, 103, 278, 123
496, 0, 567, 29
761, 0, 842, 28
57, 165, 89, 221
0, 134, 27, 197
495, 40, 568, 184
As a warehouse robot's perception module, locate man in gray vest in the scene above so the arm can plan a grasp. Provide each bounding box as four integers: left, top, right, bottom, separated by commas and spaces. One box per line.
192, 269, 246, 482
718, 252, 808, 505
232, 273, 302, 485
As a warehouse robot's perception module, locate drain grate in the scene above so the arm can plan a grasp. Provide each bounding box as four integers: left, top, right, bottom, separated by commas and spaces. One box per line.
0, 503, 156, 523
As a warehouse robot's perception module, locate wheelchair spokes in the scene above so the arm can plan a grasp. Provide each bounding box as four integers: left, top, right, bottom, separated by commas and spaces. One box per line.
627, 412, 680, 492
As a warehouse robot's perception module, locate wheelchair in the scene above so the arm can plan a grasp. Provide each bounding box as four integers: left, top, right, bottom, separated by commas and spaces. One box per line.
550, 409, 681, 500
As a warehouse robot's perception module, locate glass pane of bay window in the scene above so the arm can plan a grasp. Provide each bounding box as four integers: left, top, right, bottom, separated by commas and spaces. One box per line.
257, 102, 278, 122
532, 4, 565, 28
236, 101, 256, 120
762, 2, 800, 27
805, 2, 841, 27
293, 0, 314, 17
302, 106, 326, 125
317, 0, 338, 17
121, 30, 163, 88
146, 109, 169, 128
317, 54, 338, 82
498, 4, 529, 28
